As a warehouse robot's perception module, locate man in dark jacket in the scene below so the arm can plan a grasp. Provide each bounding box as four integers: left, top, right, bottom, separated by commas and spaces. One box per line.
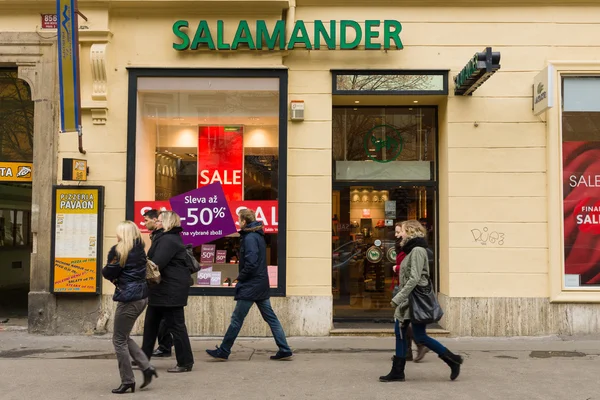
206, 209, 293, 361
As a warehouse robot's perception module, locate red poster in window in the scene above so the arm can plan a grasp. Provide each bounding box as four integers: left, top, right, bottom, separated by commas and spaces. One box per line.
134, 201, 171, 233
563, 141, 600, 286
229, 200, 278, 234
198, 125, 244, 202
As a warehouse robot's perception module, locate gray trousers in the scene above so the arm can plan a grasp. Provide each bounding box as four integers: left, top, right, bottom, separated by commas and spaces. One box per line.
113, 298, 150, 384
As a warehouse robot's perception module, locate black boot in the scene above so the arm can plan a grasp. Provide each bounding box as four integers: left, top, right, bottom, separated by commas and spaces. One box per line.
379, 356, 406, 382
112, 383, 135, 394
140, 366, 158, 389
439, 350, 463, 381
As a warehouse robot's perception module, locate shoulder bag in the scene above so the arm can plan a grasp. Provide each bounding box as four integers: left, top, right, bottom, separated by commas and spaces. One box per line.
184, 244, 201, 274
146, 258, 161, 284
409, 278, 444, 325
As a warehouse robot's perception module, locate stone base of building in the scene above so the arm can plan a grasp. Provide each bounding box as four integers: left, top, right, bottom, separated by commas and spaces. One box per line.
438, 293, 600, 337
28, 291, 101, 335
99, 295, 333, 337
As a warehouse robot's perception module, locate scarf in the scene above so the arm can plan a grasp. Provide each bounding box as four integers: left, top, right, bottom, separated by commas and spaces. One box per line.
401, 237, 428, 255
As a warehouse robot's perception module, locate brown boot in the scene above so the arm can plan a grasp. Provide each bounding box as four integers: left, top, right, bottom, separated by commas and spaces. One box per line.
414, 345, 430, 362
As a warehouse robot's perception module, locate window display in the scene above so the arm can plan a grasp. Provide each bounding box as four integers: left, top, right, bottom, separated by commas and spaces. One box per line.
562, 76, 600, 287
132, 74, 283, 292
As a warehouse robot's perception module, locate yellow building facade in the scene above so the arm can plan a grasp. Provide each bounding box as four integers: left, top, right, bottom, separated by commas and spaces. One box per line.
1, 0, 600, 336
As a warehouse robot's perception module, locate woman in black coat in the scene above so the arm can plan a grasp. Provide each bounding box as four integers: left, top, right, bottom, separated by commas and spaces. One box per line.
102, 221, 157, 394
141, 211, 194, 373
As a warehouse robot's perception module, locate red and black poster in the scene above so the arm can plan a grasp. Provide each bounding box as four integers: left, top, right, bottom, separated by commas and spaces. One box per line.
563, 141, 600, 286
198, 125, 244, 202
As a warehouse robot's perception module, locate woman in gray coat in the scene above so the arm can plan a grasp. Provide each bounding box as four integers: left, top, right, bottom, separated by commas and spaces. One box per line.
380, 220, 463, 382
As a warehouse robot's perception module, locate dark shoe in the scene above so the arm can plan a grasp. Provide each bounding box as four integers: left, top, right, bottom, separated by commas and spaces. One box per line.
112, 383, 135, 394
440, 350, 464, 381
206, 346, 229, 361
152, 348, 172, 358
140, 366, 158, 389
405, 350, 414, 361
270, 351, 293, 361
379, 356, 406, 382
167, 365, 193, 373
414, 345, 430, 363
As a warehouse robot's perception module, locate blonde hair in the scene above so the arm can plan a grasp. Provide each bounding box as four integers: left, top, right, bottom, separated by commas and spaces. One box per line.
238, 208, 256, 225
160, 210, 181, 232
399, 219, 426, 246
115, 221, 143, 266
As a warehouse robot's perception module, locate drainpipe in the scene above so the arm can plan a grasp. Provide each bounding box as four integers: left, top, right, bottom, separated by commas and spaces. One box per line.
78, 127, 86, 155
285, 0, 296, 43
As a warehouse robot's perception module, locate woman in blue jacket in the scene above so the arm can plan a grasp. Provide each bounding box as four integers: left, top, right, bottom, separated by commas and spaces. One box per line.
102, 221, 157, 394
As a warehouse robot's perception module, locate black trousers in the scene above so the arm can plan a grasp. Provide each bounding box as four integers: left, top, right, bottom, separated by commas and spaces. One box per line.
142, 305, 194, 367
157, 318, 173, 351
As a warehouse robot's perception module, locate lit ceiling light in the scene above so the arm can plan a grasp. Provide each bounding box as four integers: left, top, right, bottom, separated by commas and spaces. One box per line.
354, 100, 360, 104
413, 100, 419, 103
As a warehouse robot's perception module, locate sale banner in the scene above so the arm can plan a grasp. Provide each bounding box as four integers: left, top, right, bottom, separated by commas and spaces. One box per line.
563, 141, 600, 286
215, 250, 227, 264
134, 201, 171, 233
228, 200, 278, 234
201, 244, 216, 263
198, 125, 244, 202
169, 182, 237, 247
197, 266, 213, 286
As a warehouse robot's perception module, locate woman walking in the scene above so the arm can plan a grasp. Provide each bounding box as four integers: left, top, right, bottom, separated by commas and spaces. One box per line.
141, 211, 194, 373
102, 221, 157, 394
380, 220, 463, 382
391, 225, 429, 363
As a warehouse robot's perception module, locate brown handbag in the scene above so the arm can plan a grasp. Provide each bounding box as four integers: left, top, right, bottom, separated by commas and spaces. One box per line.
146, 258, 161, 284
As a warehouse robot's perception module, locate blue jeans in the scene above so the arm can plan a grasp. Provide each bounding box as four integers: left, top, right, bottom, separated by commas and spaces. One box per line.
395, 320, 446, 358
220, 299, 291, 354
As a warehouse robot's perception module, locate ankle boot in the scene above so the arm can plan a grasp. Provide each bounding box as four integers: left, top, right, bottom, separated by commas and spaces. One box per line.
439, 350, 463, 380
414, 345, 429, 362
379, 356, 406, 382
112, 383, 135, 394
140, 366, 158, 389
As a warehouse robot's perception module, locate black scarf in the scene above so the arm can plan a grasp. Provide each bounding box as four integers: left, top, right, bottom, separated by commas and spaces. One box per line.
401, 237, 428, 255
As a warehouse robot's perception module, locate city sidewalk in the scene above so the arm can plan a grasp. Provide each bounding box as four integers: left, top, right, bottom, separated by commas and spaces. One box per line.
0, 331, 599, 400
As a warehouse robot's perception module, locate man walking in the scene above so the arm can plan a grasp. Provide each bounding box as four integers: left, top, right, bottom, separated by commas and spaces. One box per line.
206, 209, 293, 361
143, 209, 173, 358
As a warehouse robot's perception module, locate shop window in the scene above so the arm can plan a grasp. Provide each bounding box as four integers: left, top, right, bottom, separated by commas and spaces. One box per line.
561, 76, 600, 288
332, 71, 448, 95
0, 69, 34, 162
333, 107, 436, 181
0, 209, 31, 248
130, 71, 286, 295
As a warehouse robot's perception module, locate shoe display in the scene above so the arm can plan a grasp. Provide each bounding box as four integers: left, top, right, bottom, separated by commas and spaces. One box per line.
206, 346, 229, 361
270, 351, 293, 361
167, 365, 193, 373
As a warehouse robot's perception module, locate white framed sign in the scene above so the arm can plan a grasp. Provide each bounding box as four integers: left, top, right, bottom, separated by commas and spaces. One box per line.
533, 65, 554, 116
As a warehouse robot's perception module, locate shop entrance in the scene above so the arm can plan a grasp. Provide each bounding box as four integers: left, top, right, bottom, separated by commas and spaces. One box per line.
331, 106, 438, 324
0, 69, 34, 325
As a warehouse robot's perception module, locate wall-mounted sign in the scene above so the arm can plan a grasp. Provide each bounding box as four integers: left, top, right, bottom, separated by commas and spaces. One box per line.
51, 186, 104, 294
198, 125, 243, 202
173, 19, 403, 51
41, 14, 58, 29
0, 162, 32, 182
454, 47, 501, 96
533, 65, 554, 116
62, 158, 88, 181
366, 246, 383, 263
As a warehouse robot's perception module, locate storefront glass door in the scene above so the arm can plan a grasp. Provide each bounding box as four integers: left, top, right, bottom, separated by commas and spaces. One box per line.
332, 106, 437, 322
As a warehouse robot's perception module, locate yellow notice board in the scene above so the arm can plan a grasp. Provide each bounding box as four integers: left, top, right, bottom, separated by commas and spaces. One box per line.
51, 186, 104, 294
0, 162, 32, 182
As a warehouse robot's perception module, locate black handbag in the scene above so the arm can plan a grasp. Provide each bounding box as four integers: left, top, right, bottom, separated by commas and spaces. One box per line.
409, 279, 444, 324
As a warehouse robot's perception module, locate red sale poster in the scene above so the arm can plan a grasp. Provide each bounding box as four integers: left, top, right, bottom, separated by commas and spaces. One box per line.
198, 125, 244, 202
228, 200, 278, 234
134, 201, 172, 233
563, 141, 600, 286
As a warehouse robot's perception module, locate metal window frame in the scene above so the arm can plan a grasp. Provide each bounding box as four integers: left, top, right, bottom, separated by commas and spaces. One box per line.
331, 70, 449, 96
125, 68, 288, 297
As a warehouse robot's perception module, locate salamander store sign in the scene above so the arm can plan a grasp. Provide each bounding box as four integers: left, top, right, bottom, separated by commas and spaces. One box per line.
172, 20, 404, 51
